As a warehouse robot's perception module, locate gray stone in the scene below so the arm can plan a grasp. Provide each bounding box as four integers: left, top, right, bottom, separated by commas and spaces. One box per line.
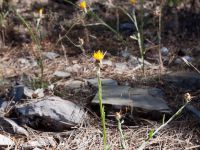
92, 85, 171, 113
18, 58, 37, 68
86, 78, 118, 87
9, 84, 24, 101
181, 55, 193, 63
22, 137, 56, 149
186, 105, 200, 123
0, 134, 14, 146
163, 72, 200, 90
15, 96, 87, 131
115, 63, 128, 73
24, 87, 44, 99
120, 49, 130, 58
42, 52, 59, 59
0, 100, 9, 112
115, 63, 128, 70
160, 47, 169, 56
102, 60, 112, 66
128, 56, 152, 66
66, 64, 81, 73
0, 117, 29, 136
65, 79, 85, 89
53, 71, 71, 78
175, 56, 193, 65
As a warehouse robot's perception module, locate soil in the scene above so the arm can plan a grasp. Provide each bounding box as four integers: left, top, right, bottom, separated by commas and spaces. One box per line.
1, 0, 200, 149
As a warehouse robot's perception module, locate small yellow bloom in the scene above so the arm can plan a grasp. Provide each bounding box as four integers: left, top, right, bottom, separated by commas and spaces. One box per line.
79, 0, 87, 10
39, 8, 43, 18
93, 50, 104, 61
129, 0, 137, 5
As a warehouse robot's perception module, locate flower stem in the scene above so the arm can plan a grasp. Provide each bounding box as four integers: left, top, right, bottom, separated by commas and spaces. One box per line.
97, 65, 107, 149
117, 118, 127, 149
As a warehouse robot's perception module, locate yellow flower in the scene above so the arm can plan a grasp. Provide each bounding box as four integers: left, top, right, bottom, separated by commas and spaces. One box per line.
79, 0, 87, 10
129, 0, 137, 5
93, 50, 104, 61
39, 8, 43, 18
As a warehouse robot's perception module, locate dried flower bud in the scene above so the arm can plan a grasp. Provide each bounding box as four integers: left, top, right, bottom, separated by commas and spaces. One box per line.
184, 93, 192, 103
115, 112, 122, 120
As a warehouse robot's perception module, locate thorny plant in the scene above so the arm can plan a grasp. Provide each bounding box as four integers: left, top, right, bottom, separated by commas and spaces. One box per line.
15, 8, 45, 89
93, 50, 108, 150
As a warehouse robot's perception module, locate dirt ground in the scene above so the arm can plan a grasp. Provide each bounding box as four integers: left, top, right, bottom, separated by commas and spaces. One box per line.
1, 0, 200, 149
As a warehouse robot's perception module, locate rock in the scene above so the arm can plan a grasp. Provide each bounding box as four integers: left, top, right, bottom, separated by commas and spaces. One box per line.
53, 71, 71, 78
8, 0, 49, 7
86, 78, 118, 87
66, 64, 81, 73
0, 134, 14, 146
181, 55, 193, 63
18, 58, 37, 68
114, 63, 128, 73
0, 117, 29, 136
160, 47, 169, 56
128, 55, 152, 66
120, 49, 130, 58
92, 85, 171, 118
64, 79, 85, 89
42, 52, 59, 59
186, 105, 200, 123
175, 56, 193, 65
15, 96, 87, 131
9, 84, 24, 101
24, 87, 34, 98
119, 22, 135, 36
102, 60, 113, 66
22, 137, 56, 149
0, 100, 9, 113
163, 72, 200, 90
24, 87, 44, 99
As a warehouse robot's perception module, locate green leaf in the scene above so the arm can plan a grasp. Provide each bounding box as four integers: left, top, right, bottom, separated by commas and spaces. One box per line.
148, 129, 155, 139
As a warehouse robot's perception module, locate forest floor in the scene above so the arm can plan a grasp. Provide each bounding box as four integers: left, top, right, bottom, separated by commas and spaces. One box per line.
0, 0, 200, 149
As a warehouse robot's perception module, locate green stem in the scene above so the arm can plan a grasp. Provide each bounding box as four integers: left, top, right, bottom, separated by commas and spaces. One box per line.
97, 65, 107, 149
139, 0, 145, 73
117, 118, 127, 149
158, 0, 164, 73
131, 7, 145, 74
138, 102, 189, 150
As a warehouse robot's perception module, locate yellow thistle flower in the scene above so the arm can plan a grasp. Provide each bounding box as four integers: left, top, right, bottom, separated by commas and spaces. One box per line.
93, 50, 104, 61
79, 0, 87, 10
129, 0, 137, 5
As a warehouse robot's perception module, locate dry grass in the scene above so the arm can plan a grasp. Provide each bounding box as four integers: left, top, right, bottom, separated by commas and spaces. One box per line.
8, 116, 199, 150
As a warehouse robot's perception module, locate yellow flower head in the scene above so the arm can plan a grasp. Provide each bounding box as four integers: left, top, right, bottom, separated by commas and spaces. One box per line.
39, 8, 43, 17
129, 0, 137, 5
93, 50, 104, 61
79, 0, 87, 9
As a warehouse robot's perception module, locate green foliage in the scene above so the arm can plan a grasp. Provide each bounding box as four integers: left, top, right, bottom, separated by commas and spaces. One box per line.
167, 0, 182, 7
30, 78, 49, 90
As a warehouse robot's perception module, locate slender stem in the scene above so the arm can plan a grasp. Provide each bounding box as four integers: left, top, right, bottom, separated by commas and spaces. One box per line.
138, 102, 189, 150
158, 0, 164, 73
139, 0, 145, 73
97, 65, 107, 149
117, 118, 127, 149
132, 6, 145, 74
